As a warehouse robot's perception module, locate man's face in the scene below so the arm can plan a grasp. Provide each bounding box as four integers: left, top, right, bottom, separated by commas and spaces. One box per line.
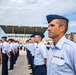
2, 38, 5, 43
8, 40, 11, 44
48, 19, 62, 39
30, 38, 35, 43
34, 35, 39, 43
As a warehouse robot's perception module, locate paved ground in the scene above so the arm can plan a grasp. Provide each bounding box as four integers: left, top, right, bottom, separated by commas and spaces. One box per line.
0, 50, 32, 75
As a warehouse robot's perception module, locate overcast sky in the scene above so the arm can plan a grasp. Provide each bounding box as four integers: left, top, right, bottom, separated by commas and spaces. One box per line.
0, 0, 76, 39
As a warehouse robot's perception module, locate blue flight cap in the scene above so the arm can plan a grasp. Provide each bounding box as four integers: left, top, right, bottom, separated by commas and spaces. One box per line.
11, 39, 15, 42
8, 39, 14, 42
30, 34, 35, 38
8, 39, 12, 41
46, 14, 69, 23
34, 32, 45, 38
2, 36, 7, 39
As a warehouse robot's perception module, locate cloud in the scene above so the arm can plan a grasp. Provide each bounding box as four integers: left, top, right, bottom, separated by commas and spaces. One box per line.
69, 21, 76, 27
0, 0, 76, 26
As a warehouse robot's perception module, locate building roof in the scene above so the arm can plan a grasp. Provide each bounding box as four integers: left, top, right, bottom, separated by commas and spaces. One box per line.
0, 25, 47, 34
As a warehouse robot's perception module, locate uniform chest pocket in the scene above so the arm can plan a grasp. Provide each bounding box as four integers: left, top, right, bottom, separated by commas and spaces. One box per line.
51, 58, 65, 66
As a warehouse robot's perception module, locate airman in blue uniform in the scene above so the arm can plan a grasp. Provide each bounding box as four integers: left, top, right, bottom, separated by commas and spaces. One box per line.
8, 39, 15, 70
1, 36, 10, 75
46, 14, 76, 75
33, 32, 47, 75
25, 35, 36, 75
14, 41, 20, 64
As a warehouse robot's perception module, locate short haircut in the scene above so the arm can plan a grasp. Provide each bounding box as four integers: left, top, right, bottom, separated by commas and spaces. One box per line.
56, 19, 68, 34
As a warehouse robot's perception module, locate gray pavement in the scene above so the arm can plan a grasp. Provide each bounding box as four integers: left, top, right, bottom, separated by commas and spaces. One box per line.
0, 50, 32, 75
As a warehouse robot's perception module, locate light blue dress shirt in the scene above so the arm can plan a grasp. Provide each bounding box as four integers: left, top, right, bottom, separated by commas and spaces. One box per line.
28, 43, 35, 56
47, 36, 76, 75
34, 42, 48, 65
2, 42, 10, 53
25, 43, 37, 56
30, 43, 37, 56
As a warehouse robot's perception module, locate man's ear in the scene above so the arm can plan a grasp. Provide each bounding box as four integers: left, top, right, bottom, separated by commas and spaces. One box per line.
60, 25, 65, 33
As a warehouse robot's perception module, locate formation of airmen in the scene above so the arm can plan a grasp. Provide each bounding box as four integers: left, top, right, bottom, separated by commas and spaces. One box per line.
0, 36, 20, 75
0, 14, 76, 75
26, 32, 48, 75
25, 14, 76, 75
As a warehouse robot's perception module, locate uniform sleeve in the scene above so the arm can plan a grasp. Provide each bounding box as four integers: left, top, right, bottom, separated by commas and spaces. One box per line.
4, 44, 9, 52
72, 46, 76, 73
40, 45, 48, 59
70, 44, 76, 74
28, 44, 33, 51
11, 44, 14, 50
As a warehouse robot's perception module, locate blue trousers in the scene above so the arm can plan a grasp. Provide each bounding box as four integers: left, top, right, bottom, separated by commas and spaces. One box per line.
31, 56, 35, 75
10, 51, 14, 69
2, 53, 8, 75
35, 65, 47, 75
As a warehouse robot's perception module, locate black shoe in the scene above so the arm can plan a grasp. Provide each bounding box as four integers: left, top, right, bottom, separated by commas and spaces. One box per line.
8, 69, 13, 70
30, 73, 33, 75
